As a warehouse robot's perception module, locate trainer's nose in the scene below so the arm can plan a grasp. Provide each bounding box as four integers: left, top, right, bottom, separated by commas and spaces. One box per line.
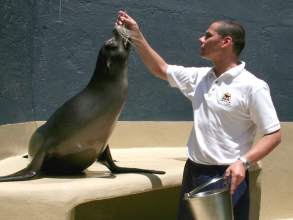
199, 35, 205, 44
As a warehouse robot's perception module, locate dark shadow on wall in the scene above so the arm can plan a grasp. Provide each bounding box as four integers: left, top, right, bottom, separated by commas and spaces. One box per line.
74, 186, 180, 220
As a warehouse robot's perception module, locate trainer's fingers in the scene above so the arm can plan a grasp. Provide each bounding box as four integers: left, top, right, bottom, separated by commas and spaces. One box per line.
117, 11, 128, 23
224, 168, 231, 178
225, 168, 236, 194
230, 175, 238, 194
116, 12, 126, 25
118, 10, 129, 18
115, 20, 122, 26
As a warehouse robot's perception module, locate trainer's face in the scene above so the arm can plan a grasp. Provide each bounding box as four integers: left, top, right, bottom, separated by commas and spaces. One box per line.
199, 22, 224, 60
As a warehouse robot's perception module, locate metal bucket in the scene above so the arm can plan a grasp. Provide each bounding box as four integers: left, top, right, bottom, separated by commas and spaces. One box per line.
184, 176, 234, 220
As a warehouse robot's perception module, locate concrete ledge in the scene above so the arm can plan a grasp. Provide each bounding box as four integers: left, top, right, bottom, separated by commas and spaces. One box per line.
0, 147, 187, 220
74, 185, 181, 220
0, 121, 189, 220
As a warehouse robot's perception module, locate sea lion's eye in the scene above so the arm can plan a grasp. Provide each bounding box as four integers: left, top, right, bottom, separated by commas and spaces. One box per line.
108, 44, 118, 49
105, 40, 118, 49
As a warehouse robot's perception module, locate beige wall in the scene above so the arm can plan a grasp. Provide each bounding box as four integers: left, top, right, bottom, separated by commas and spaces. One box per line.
0, 121, 292, 219
260, 122, 293, 220
109, 121, 192, 147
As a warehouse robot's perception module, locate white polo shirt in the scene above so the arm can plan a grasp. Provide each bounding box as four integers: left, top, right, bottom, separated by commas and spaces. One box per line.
167, 62, 280, 165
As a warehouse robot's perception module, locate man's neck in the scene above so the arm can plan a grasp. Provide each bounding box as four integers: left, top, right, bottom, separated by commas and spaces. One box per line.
212, 58, 240, 78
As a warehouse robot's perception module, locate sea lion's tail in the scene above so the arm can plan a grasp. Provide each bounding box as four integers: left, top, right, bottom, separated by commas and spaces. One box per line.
0, 167, 39, 182
97, 145, 166, 175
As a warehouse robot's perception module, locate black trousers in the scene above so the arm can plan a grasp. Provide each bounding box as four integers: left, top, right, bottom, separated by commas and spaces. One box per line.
177, 159, 250, 220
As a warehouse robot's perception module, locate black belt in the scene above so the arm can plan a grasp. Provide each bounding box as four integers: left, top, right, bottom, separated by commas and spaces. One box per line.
187, 158, 229, 171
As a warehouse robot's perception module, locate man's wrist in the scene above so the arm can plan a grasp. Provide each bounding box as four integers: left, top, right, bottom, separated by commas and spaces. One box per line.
237, 156, 251, 170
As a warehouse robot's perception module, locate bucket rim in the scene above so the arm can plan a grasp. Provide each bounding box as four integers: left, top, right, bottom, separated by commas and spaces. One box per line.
183, 176, 231, 200
184, 187, 229, 200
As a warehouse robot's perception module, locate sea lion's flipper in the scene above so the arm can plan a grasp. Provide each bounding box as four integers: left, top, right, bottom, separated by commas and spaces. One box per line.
0, 168, 39, 182
0, 149, 46, 182
97, 145, 165, 175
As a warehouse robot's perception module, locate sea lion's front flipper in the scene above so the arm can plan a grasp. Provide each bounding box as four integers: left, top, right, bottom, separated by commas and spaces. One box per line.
0, 149, 46, 182
97, 145, 165, 175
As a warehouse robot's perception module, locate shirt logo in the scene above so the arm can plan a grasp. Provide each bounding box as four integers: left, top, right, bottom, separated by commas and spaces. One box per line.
221, 92, 232, 105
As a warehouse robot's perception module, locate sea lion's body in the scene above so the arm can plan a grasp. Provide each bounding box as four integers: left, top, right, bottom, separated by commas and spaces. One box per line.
0, 26, 164, 182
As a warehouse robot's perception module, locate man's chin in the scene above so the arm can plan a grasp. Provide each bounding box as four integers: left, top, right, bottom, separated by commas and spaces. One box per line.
200, 54, 212, 61
200, 51, 208, 59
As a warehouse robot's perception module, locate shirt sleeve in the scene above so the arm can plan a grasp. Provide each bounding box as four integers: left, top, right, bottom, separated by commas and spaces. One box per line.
249, 83, 280, 135
166, 65, 200, 99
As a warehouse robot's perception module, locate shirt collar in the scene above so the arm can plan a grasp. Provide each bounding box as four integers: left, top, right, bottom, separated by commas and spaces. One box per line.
208, 61, 245, 80
224, 61, 245, 79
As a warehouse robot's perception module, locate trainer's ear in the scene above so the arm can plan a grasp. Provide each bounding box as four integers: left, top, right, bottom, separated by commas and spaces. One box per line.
221, 36, 233, 48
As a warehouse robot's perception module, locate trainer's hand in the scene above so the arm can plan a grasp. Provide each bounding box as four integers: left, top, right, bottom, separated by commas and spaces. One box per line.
225, 160, 246, 194
116, 10, 139, 32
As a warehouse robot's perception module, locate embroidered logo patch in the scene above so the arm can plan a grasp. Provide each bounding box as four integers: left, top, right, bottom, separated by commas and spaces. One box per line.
221, 92, 231, 104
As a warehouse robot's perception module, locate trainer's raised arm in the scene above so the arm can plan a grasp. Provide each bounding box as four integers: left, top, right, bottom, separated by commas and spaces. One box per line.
116, 10, 168, 80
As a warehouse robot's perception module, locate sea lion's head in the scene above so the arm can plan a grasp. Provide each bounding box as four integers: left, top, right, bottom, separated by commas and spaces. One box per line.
103, 25, 131, 64
93, 26, 132, 81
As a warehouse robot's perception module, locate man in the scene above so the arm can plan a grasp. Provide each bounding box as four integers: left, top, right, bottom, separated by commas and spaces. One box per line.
116, 10, 281, 220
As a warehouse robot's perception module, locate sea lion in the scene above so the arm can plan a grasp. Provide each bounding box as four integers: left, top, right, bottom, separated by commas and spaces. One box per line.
0, 25, 165, 182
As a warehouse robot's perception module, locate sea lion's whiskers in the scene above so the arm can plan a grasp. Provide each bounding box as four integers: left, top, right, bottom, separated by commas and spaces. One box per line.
116, 25, 135, 47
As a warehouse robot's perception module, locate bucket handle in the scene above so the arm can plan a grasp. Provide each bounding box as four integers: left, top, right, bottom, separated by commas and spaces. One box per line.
185, 176, 230, 198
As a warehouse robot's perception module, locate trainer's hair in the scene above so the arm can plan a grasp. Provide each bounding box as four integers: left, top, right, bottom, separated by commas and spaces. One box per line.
215, 20, 246, 56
